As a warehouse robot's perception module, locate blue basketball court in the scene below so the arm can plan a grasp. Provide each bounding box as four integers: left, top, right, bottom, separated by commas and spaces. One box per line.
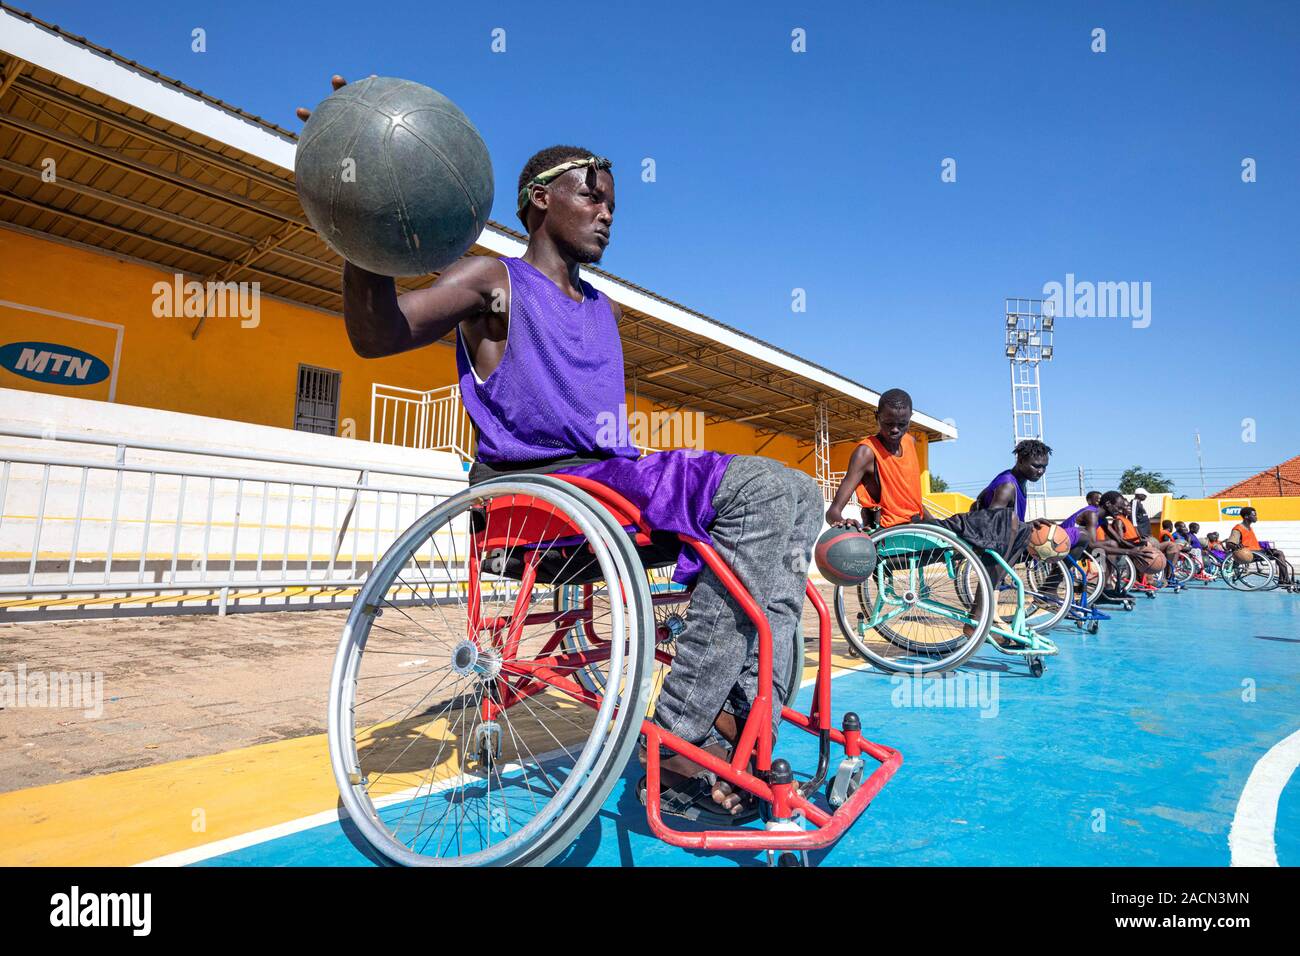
186, 585, 1300, 867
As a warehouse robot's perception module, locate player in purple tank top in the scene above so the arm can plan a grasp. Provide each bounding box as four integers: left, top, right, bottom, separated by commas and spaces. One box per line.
1059, 503, 1101, 554
337, 142, 824, 822
971, 439, 1052, 520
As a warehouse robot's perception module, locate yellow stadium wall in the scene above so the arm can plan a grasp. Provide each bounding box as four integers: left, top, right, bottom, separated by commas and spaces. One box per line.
924, 491, 975, 516
0, 228, 867, 477
1161, 496, 1300, 523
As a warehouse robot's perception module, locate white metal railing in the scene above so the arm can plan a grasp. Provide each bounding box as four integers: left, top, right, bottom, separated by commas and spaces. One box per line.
0, 425, 473, 618
818, 470, 846, 504
370, 382, 474, 461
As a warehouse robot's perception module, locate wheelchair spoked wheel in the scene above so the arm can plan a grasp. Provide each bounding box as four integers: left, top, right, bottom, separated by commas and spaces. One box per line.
1106, 553, 1137, 594
1171, 553, 1195, 585
561, 565, 807, 708
327, 475, 654, 867
1201, 553, 1222, 579
1081, 550, 1108, 605
1257, 555, 1283, 591
833, 525, 993, 674
558, 564, 680, 708
1004, 559, 1074, 632
1221, 553, 1277, 592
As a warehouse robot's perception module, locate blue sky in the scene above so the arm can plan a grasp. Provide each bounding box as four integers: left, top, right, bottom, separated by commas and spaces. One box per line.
25, 0, 1300, 495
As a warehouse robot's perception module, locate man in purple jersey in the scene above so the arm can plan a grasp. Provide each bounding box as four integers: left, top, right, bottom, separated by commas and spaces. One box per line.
323, 113, 820, 821
970, 439, 1052, 519
1059, 501, 1102, 557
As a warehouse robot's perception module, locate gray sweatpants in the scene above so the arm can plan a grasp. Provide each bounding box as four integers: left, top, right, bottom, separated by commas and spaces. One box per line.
652, 455, 823, 747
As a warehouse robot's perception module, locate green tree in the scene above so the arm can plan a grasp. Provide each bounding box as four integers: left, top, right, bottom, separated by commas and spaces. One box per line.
1118, 466, 1174, 495
929, 473, 950, 492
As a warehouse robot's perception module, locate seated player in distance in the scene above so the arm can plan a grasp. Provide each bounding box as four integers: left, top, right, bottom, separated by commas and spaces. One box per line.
326, 125, 821, 820
1158, 520, 1188, 555
1085, 490, 1102, 508
1132, 488, 1181, 571
1097, 492, 1165, 577
1204, 532, 1227, 560
1175, 521, 1208, 575
1059, 500, 1102, 557
1226, 506, 1297, 590
1186, 522, 1208, 570
1155, 520, 1189, 581
970, 439, 1052, 518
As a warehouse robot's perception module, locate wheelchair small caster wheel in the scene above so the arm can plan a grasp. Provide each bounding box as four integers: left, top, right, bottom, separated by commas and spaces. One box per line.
1028, 656, 1044, 678
826, 755, 864, 809
1123, 600, 1134, 611
777, 852, 805, 867
1087, 621, 1100, 635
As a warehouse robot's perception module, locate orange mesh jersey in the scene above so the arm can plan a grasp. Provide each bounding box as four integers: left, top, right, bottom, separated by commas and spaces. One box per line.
1233, 523, 1261, 550
1116, 515, 1140, 541
854, 434, 924, 527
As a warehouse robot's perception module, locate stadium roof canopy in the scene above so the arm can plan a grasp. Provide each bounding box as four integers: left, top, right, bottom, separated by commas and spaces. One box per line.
0, 3, 957, 448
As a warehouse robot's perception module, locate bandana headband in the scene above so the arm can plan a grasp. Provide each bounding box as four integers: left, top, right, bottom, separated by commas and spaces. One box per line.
516, 156, 613, 217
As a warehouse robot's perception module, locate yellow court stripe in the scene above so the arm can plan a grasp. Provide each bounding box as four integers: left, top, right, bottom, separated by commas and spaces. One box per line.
0, 582, 469, 611
0, 732, 340, 867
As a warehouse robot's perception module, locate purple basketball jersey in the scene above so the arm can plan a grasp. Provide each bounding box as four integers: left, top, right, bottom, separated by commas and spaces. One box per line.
977, 469, 1027, 520
456, 257, 732, 584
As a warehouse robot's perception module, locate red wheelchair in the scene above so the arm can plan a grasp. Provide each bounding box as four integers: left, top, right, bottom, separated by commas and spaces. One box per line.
328, 473, 900, 866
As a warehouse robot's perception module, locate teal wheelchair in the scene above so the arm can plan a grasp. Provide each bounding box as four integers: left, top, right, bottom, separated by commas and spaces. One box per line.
833, 521, 1061, 677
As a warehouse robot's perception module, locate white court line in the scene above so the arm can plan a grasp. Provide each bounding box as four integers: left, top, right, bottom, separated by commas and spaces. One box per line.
135, 756, 548, 867
1228, 726, 1300, 867
135, 653, 880, 866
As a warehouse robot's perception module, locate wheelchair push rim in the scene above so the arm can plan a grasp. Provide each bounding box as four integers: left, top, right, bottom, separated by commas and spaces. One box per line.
327, 477, 654, 867
833, 524, 994, 674
1080, 549, 1108, 604
1004, 558, 1074, 633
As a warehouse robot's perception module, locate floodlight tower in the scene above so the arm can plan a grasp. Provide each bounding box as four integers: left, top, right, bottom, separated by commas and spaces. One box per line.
1004, 297, 1054, 517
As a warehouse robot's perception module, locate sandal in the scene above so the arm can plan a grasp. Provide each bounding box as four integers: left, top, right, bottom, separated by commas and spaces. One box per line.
637, 773, 760, 827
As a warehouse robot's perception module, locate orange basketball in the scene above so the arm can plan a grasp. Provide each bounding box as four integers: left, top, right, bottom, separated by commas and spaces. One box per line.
1233, 548, 1253, 564
1140, 547, 1166, 573
1029, 522, 1071, 560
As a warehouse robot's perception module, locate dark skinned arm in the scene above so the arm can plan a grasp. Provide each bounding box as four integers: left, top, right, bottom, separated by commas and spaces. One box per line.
983, 482, 1018, 511
341, 256, 505, 359
826, 444, 875, 527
